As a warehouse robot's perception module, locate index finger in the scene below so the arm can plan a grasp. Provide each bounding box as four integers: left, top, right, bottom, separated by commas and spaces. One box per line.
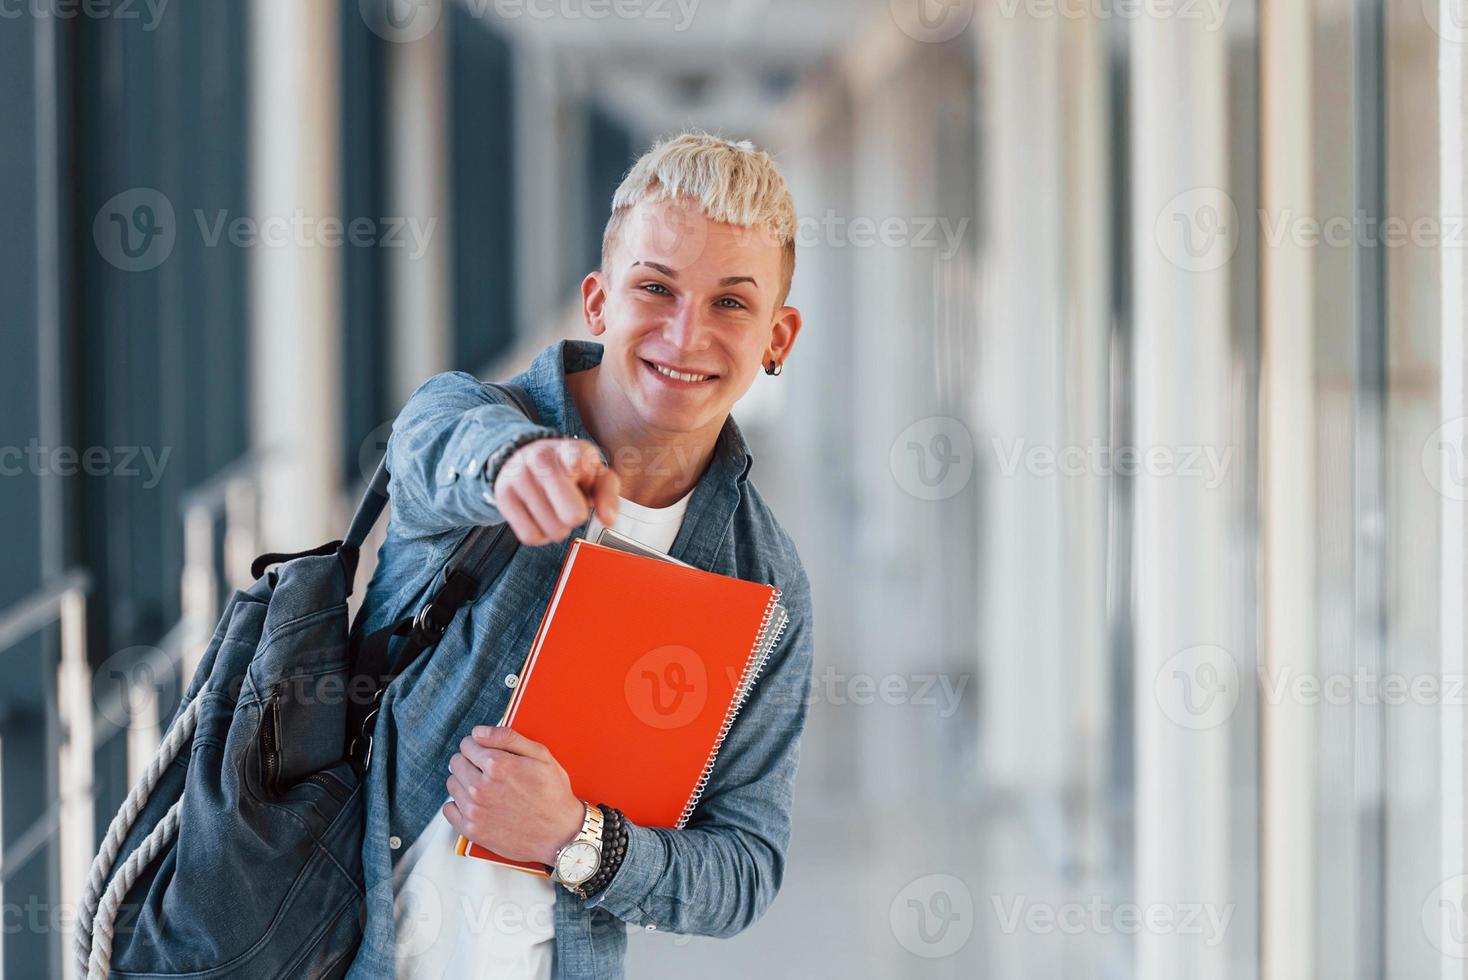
588, 465, 620, 527
559, 441, 619, 527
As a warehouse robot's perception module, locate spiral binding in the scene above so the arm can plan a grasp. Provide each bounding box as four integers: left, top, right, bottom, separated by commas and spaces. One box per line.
676, 588, 789, 828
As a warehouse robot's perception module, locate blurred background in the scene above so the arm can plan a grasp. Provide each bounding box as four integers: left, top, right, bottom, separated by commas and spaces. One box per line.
4, 0, 1468, 976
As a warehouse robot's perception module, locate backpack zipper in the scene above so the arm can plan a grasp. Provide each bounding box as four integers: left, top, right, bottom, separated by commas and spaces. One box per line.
260, 698, 281, 795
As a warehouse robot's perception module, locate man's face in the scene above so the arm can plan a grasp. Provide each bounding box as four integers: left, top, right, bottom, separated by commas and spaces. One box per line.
583, 197, 798, 437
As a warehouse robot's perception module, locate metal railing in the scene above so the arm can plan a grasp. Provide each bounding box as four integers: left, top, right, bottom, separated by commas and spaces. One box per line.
0, 569, 91, 980
0, 455, 261, 979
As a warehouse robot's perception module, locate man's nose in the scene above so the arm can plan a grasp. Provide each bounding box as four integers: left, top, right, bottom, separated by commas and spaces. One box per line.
662, 301, 712, 351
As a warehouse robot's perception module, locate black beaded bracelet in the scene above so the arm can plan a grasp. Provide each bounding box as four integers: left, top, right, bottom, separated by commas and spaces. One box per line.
582, 804, 628, 898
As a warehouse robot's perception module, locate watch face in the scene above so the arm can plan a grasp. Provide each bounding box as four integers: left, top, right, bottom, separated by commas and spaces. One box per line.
556, 841, 600, 885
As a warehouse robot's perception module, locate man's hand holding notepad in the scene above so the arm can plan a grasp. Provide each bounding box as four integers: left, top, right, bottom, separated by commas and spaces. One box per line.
453, 532, 789, 872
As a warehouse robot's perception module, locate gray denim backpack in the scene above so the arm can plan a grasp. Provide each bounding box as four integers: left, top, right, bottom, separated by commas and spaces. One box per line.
76, 382, 540, 979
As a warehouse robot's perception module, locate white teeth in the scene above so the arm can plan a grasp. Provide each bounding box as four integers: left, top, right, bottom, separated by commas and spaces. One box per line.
651, 362, 711, 383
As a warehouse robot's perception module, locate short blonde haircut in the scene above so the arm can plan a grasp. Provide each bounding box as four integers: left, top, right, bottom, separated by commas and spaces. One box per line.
601, 131, 799, 308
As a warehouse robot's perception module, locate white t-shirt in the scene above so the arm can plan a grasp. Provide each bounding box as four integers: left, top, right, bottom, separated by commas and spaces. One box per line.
393, 485, 695, 980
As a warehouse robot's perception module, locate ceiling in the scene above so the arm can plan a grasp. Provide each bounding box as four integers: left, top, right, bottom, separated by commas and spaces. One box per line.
464, 0, 892, 136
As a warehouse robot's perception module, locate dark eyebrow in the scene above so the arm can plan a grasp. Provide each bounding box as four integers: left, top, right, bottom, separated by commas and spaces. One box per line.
630, 261, 758, 290
631, 260, 678, 278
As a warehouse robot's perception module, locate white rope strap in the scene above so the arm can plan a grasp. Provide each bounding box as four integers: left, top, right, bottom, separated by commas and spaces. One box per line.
76, 694, 204, 980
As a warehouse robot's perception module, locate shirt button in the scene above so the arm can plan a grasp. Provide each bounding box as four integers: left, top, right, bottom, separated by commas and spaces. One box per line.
467, 458, 480, 476
504, 673, 519, 688
389, 835, 402, 850
644, 923, 657, 931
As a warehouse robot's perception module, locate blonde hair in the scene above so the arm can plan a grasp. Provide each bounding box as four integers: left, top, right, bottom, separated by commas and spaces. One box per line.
601, 131, 798, 308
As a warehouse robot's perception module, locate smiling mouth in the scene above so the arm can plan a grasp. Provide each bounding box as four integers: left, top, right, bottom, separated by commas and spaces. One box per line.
641, 358, 719, 384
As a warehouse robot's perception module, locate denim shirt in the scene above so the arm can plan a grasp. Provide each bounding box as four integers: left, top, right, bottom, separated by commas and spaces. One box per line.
343, 339, 815, 979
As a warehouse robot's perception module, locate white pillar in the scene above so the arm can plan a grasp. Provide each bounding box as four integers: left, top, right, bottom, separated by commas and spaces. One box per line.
249, 0, 344, 548
1438, 3, 1468, 977
975, 4, 1067, 798
1259, 0, 1316, 976
385, 14, 452, 405
1057, 8, 1113, 876
1130, 13, 1235, 980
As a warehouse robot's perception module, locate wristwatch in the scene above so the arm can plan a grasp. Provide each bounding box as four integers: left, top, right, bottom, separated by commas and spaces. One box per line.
549, 802, 604, 896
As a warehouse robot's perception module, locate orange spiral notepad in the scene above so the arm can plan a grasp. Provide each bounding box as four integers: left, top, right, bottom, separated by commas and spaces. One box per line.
453, 535, 788, 872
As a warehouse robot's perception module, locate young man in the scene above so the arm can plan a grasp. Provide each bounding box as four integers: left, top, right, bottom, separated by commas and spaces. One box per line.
342, 133, 813, 979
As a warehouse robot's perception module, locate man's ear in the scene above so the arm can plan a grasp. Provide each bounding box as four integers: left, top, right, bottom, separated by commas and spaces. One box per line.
767, 305, 803, 364
582, 270, 609, 336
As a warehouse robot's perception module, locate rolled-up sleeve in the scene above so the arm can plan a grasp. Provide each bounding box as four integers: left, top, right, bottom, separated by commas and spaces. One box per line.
580, 562, 815, 938
385, 371, 560, 538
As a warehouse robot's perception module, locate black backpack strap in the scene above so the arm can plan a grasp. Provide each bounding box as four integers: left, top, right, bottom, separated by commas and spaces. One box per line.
345, 380, 543, 773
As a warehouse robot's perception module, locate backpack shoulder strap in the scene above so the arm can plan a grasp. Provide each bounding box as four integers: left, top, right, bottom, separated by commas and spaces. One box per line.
344, 377, 543, 772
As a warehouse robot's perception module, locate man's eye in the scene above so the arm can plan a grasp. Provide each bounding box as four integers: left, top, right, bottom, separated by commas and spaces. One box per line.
641, 283, 671, 295
717, 297, 746, 310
